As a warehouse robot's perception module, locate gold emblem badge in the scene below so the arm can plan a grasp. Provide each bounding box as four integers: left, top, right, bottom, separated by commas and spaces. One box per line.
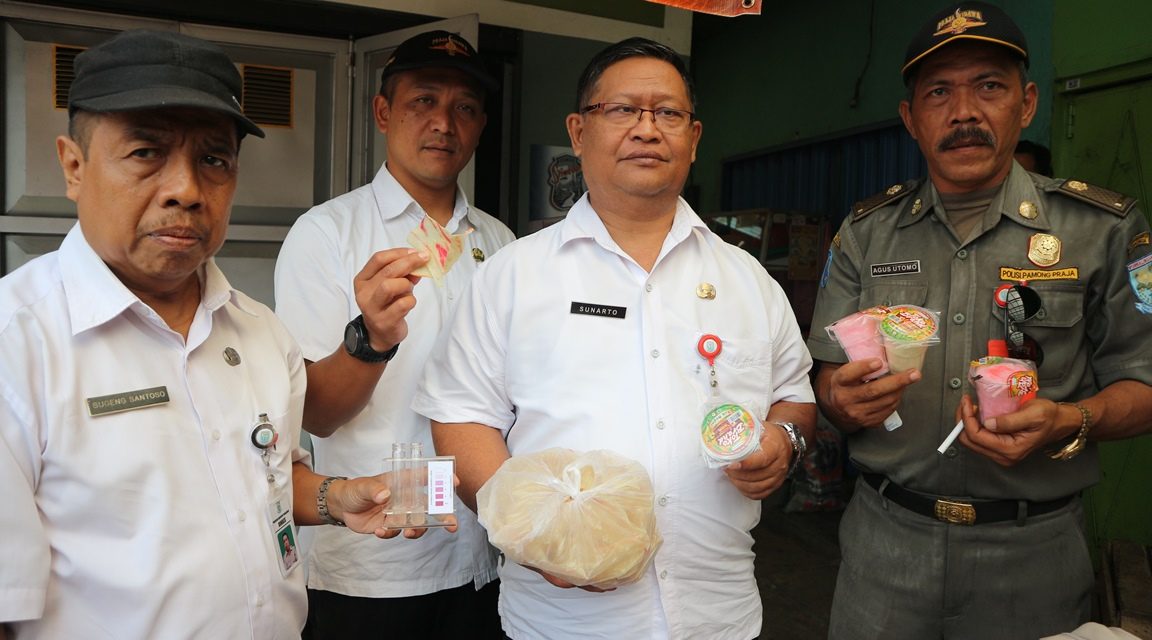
696, 282, 717, 300
831, 232, 841, 249
910, 198, 923, 216
472, 247, 485, 263
1018, 201, 1038, 220
934, 9, 987, 36
1129, 232, 1151, 255
1067, 180, 1089, 192
886, 184, 903, 196
1028, 233, 1062, 267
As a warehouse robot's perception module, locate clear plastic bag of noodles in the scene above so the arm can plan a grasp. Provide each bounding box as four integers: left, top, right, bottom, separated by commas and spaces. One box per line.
477, 448, 662, 590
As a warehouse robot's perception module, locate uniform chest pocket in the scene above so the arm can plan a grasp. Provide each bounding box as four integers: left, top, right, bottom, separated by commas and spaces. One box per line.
1014, 284, 1084, 387
860, 283, 928, 309
694, 335, 775, 420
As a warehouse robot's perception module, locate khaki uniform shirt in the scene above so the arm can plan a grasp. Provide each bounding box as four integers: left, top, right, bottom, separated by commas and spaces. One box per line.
807, 162, 1152, 501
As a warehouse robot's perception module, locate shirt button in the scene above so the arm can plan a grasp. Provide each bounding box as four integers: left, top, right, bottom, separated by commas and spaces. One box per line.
645, 283, 654, 292
651, 349, 660, 359
945, 446, 959, 458
238, 510, 247, 522
658, 496, 668, 506
949, 377, 962, 389
660, 570, 668, 579
212, 430, 222, 441
957, 249, 969, 259
656, 420, 666, 430
952, 313, 965, 324
255, 594, 265, 607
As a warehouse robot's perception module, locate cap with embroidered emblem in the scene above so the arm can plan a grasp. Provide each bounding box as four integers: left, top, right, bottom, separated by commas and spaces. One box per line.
68, 29, 264, 138
902, 2, 1028, 84
379, 30, 498, 93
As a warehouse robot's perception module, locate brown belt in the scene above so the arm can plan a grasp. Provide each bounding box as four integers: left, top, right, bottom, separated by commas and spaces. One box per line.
863, 473, 1073, 525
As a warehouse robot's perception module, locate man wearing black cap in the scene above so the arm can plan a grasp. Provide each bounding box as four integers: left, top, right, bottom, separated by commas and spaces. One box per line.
274, 29, 511, 639
0, 29, 428, 640
807, 3, 1152, 637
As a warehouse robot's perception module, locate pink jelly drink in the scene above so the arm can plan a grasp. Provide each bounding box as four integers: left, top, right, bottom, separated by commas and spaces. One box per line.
827, 306, 891, 381
969, 354, 1038, 422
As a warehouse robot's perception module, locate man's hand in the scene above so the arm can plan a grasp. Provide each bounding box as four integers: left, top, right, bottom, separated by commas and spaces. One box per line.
956, 395, 1079, 466
331, 475, 458, 539
724, 425, 792, 499
353, 248, 429, 352
817, 359, 921, 432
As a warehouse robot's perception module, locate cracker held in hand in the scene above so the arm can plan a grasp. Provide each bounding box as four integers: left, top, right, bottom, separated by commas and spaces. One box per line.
407, 215, 470, 285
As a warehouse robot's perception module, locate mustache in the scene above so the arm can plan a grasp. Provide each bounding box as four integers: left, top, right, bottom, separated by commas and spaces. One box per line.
937, 127, 996, 151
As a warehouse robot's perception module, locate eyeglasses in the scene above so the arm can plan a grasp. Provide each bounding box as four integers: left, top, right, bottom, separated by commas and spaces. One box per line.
579, 102, 696, 133
1002, 284, 1044, 367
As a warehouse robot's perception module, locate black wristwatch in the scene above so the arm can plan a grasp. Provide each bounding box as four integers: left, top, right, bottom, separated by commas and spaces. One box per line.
343, 315, 399, 363
772, 421, 807, 477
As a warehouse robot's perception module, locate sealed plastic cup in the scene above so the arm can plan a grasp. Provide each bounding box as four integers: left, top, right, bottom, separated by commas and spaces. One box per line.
826, 306, 890, 381
880, 305, 939, 373
969, 356, 1038, 422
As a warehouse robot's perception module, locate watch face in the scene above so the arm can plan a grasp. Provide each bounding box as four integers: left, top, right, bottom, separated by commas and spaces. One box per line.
344, 321, 360, 354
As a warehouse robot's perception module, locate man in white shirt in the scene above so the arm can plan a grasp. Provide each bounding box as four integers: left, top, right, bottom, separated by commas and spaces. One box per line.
275, 30, 513, 639
413, 37, 816, 640
0, 30, 420, 640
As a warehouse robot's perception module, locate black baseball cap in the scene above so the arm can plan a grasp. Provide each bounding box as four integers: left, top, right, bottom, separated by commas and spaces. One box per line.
69, 29, 265, 138
379, 30, 498, 93
902, 2, 1029, 84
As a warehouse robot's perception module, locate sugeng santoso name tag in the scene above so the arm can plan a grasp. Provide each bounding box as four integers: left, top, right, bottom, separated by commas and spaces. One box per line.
86, 386, 170, 416
570, 301, 626, 319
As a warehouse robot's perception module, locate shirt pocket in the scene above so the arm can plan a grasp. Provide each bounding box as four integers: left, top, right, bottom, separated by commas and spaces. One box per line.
859, 283, 929, 309
686, 333, 775, 421
1018, 283, 1085, 387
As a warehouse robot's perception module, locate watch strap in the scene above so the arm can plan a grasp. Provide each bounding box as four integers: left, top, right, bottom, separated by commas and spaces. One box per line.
345, 315, 399, 363
317, 475, 348, 526
772, 421, 807, 476
1050, 402, 1092, 461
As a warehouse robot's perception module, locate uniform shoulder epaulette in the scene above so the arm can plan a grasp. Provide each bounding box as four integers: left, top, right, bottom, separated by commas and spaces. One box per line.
851, 180, 920, 223
1053, 179, 1137, 216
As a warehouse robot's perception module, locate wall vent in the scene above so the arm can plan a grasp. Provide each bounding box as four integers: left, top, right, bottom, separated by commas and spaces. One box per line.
54, 45, 85, 110
242, 64, 293, 128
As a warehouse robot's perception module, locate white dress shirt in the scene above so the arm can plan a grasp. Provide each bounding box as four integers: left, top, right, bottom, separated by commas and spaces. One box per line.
413, 194, 814, 640
0, 225, 309, 639
274, 165, 514, 597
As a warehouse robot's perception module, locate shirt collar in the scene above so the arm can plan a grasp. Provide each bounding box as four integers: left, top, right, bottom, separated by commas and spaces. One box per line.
372, 164, 474, 233
898, 162, 1048, 232
558, 193, 707, 252
59, 224, 255, 337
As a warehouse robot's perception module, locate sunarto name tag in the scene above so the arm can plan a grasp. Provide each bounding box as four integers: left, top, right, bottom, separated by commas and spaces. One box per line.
87, 386, 170, 416
570, 301, 626, 319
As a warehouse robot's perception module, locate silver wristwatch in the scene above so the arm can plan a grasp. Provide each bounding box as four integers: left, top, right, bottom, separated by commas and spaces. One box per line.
772, 421, 807, 477
316, 476, 348, 526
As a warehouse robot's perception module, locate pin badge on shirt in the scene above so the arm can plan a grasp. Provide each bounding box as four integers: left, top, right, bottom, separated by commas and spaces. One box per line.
696, 282, 716, 300
1028, 233, 1061, 268
223, 347, 241, 366
472, 247, 485, 263
1019, 201, 1038, 220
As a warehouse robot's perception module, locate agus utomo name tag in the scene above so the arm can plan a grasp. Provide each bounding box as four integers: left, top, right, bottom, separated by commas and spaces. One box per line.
700, 402, 762, 468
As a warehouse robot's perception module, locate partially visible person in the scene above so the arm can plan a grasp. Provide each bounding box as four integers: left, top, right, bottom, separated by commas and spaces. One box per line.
807, 3, 1152, 638
274, 30, 512, 639
0, 30, 432, 640
1016, 138, 1053, 176
414, 37, 815, 640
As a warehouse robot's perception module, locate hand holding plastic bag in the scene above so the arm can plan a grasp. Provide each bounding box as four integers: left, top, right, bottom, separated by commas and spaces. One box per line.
477, 448, 662, 590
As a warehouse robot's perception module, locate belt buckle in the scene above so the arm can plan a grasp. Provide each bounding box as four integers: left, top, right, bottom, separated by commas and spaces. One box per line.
934, 499, 976, 525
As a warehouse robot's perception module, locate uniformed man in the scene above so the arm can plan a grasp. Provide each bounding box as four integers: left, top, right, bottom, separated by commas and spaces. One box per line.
807, 3, 1152, 638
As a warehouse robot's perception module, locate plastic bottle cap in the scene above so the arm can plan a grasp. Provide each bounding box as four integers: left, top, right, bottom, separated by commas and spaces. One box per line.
987, 339, 1009, 357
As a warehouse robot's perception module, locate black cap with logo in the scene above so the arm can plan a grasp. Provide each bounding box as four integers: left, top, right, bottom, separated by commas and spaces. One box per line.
902, 2, 1029, 84
379, 30, 498, 93
69, 29, 264, 138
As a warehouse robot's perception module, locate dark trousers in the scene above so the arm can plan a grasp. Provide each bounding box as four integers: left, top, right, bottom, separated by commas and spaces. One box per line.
303, 580, 503, 640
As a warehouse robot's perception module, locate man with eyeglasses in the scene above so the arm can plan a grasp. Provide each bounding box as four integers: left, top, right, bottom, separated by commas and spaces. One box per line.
414, 37, 815, 639
807, 3, 1152, 638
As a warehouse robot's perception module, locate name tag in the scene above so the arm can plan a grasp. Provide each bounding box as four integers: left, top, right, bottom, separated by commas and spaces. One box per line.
87, 386, 170, 416
871, 260, 921, 277
570, 301, 626, 319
